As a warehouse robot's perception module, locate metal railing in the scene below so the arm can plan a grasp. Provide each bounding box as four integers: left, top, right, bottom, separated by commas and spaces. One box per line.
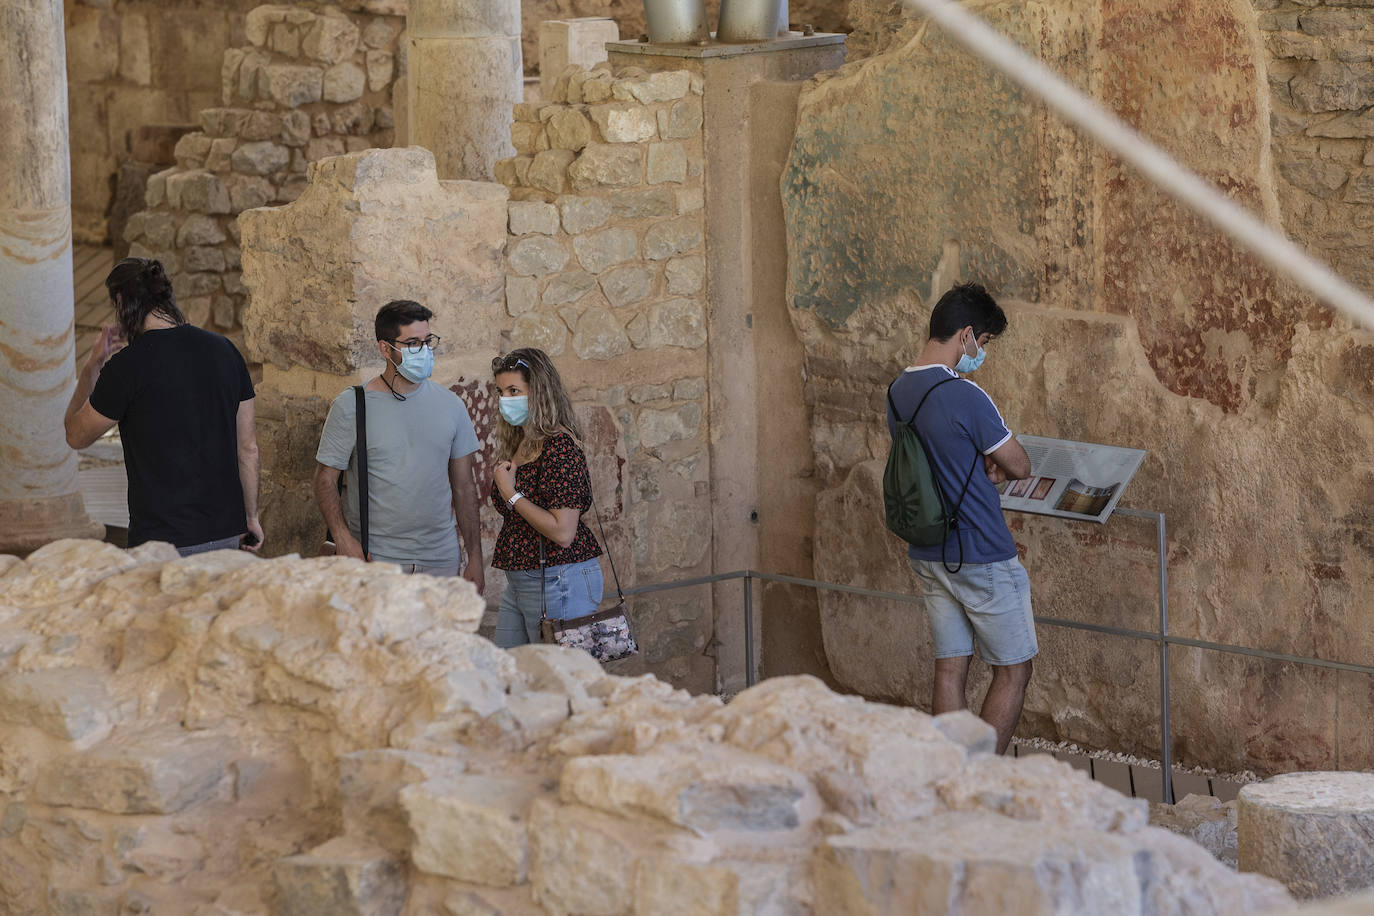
621, 509, 1374, 804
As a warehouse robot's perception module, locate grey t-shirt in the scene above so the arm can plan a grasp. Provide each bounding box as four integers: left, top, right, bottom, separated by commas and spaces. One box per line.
316, 380, 480, 565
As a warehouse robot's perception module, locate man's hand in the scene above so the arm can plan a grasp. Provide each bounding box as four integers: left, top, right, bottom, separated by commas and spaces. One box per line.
240, 517, 265, 552
493, 460, 517, 502
84, 325, 125, 377
985, 455, 1007, 485
334, 532, 369, 561
463, 557, 485, 595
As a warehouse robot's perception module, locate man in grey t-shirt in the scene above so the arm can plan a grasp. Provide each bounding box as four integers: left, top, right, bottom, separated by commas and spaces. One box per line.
313, 300, 484, 590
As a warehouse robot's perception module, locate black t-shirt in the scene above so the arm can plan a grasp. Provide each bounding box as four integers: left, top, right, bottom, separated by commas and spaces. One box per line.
90, 325, 255, 548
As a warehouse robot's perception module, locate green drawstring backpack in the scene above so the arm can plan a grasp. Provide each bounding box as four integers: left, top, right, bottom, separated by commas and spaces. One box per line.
883, 377, 979, 567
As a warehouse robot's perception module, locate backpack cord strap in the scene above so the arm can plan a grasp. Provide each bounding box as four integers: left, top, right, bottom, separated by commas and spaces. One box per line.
941, 449, 982, 574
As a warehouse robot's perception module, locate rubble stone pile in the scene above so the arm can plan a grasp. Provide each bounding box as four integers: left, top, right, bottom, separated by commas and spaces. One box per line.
0, 540, 1292, 913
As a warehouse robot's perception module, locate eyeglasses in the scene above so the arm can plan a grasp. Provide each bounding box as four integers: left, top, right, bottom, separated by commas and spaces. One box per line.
492, 354, 531, 373
389, 335, 440, 354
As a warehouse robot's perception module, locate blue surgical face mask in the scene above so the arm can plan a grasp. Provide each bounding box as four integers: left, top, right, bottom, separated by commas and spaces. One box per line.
499, 395, 529, 427
955, 334, 986, 374
390, 344, 434, 383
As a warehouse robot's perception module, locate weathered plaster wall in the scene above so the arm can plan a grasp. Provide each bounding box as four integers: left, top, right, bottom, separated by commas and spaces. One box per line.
783, 0, 1374, 774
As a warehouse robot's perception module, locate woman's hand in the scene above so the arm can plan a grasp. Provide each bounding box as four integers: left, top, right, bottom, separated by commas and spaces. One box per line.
493, 460, 517, 502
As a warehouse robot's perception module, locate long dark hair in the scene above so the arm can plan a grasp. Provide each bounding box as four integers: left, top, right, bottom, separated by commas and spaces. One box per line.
105, 257, 187, 341
491, 347, 582, 462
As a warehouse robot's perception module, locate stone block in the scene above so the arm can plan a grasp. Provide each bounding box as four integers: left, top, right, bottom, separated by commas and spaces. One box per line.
174, 132, 212, 169
1150, 794, 1238, 869
1290, 61, 1374, 112
185, 247, 227, 273
656, 97, 703, 140
364, 17, 401, 49
168, 171, 231, 214
673, 377, 705, 400
647, 142, 688, 185
573, 227, 638, 273
528, 149, 577, 194
307, 137, 348, 161
35, 728, 228, 814
599, 265, 654, 307
207, 138, 236, 171
511, 311, 568, 355
634, 856, 802, 916
610, 188, 676, 219
511, 122, 545, 156
539, 19, 619, 100
1238, 772, 1374, 899
245, 5, 287, 46
547, 109, 594, 151
274, 837, 404, 916
495, 155, 533, 189
0, 668, 113, 742
506, 275, 538, 315
228, 176, 276, 211
507, 643, 606, 695
201, 108, 247, 139
573, 308, 631, 360
626, 297, 706, 351
261, 63, 325, 108
621, 71, 692, 104
643, 217, 702, 260
1279, 158, 1349, 197
119, 11, 152, 86
1346, 169, 1374, 204
557, 196, 612, 234
1299, 9, 1368, 36
510, 236, 570, 276
509, 201, 560, 236
582, 75, 613, 104
815, 812, 1143, 914
588, 104, 658, 143
282, 110, 313, 146
325, 62, 368, 103
366, 50, 395, 91
542, 270, 598, 305
529, 799, 646, 915
340, 750, 467, 856
569, 143, 643, 190
241, 148, 508, 374
303, 15, 361, 64
238, 110, 283, 142
66, 5, 121, 83
400, 775, 544, 886
560, 744, 814, 832
664, 256, 703, 295
675, 187, 704, 215
637, 403, 702, 448
232, 141, 290, 176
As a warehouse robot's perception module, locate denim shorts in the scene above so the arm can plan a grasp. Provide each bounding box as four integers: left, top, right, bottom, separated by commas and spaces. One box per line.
494, 558, 604, 648
909, 556, 1037, 665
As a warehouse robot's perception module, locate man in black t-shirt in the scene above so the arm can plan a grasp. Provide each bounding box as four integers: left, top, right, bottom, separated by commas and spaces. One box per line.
64, 258, 262, 554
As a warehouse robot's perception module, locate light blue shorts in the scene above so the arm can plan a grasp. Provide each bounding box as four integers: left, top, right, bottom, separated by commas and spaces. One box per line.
494, 558, 604, 648
909, 557, 1037, 666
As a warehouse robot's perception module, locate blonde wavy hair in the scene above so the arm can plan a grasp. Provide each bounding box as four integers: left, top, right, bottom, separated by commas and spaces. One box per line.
492, 347, 583, 461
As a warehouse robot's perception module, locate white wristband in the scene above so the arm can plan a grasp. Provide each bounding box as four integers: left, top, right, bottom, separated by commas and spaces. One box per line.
507, 492, 523, 508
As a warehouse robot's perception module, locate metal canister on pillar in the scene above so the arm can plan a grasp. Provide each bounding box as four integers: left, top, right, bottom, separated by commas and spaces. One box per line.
717, 0, 784, 42
643, 0, 708, 43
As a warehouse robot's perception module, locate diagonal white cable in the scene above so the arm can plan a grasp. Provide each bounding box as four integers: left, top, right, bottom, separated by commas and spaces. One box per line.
901, 0, 1374, 330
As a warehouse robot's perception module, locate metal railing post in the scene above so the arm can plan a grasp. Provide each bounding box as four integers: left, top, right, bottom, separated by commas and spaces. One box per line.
1157, 512, 1174, 804
743, 571, 756, 687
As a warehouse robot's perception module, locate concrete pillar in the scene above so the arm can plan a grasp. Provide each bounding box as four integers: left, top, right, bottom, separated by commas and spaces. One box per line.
1238, 771, 1374, 899
0, 0, 103, 554
406, 0, 522, 181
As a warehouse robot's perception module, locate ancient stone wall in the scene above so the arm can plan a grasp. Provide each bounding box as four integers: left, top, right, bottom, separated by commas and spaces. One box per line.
122, 3, 402, 348
782, 0, 1374, 775
494, 65, 717, 692
0, 539, 1294, 913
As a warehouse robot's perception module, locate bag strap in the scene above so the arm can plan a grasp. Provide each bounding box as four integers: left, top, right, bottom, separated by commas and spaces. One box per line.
888, 374, 959, 428
539, 540, 547, 623
584, 465, 624, 603
354, 385, 369, 558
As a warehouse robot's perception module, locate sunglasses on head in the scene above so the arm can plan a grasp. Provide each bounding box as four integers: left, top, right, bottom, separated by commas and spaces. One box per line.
492, 354, 531, 373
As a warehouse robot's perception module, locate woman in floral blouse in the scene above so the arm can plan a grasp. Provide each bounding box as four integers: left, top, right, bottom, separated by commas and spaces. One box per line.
490, 348, 604, 647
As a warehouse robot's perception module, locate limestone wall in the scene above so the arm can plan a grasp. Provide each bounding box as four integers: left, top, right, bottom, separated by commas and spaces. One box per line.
0, 539, 1293, 913
120, 3, 402, 349
782, 0, 1374, 775
494, 65, 717, 692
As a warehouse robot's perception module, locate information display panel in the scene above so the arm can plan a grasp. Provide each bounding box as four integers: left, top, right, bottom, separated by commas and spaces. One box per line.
997, 435, 1147, 524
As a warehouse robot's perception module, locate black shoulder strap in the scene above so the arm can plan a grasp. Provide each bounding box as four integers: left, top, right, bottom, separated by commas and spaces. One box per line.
888, 374, 960, 428
354, 385, 368, 557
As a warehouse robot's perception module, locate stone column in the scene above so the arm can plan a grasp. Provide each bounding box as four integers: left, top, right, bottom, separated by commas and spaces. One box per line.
0, 0, 103, 554
406, 0, 522, 181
